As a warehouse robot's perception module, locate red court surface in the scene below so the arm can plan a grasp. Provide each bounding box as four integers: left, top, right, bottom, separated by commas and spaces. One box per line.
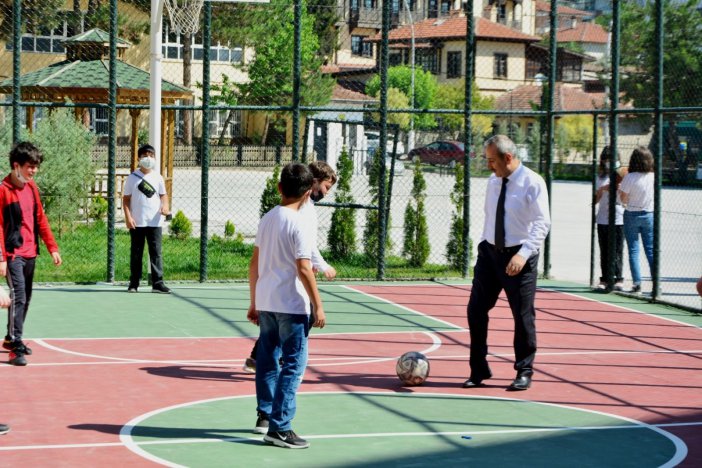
0, 283, 700, 466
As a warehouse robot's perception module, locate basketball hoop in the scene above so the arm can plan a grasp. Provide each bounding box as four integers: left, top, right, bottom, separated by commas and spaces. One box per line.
163, 0, 205, 35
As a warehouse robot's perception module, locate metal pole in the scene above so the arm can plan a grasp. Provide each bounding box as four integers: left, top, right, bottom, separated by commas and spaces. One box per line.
607, 0, 621, 291
292, 0, 302, 160
590, 114, 598, 288
106, 0, 118, 282
376, 0, 391, 280
543, 0, 558, 278
199, 1, 212, 282
403, 0, 415, 153
12, 0, 21, 143
652, 0, 663, 300
149, 0, 164, 161
462, 0, 475, 278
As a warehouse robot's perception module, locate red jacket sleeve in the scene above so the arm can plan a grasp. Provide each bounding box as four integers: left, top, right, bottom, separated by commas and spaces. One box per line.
0, 187, 6, 261
31, 183, 59, 254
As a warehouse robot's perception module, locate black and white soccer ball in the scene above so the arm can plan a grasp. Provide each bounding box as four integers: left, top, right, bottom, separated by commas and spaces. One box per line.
396, 351, 430, 386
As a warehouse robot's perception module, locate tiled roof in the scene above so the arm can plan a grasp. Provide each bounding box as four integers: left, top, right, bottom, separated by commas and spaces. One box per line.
369, 16, 540, 43
535, 1, 590, 16
0, 59, 189, 94
494, 84, 606, 112
63, 28, 131, 47
557, 22, 608, 44
332, 84, 374, 102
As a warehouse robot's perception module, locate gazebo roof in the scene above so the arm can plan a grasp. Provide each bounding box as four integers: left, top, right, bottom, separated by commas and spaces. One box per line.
0, 28, 191, 104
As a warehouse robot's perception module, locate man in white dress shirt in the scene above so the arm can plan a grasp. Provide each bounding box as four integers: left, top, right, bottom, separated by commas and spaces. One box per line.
462, 135, 551, 391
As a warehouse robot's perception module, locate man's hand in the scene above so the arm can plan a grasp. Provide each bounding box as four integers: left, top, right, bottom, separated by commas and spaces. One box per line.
247, 305, 260, 326
322, 266, 337, 281
51, 252, 62, 267
506, 253, 527, 276
312, 308, 326, 328
125, 216, 136, 230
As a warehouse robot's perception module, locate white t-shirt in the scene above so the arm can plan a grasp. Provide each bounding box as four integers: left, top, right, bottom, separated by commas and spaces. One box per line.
123, 170, 167, 227
299, 198, 331, 272
619, 172, 654, 212
254, 205, 313, 315
596, 175, 624, 225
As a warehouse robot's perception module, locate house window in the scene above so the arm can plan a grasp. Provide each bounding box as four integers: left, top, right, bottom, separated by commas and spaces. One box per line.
6, 17, 80, 54
428, 0, 438, 18
162, 26, 242, 63
389, 51, 403, 66
446, 51, 462, 78
351, 36, 372, 57
440, 0, 451, 15
90, 108, 109, 136
363, 0, 375, 9
417, 49, 439, 75
497, 4, 507, 23
208, 109, 242, 139
559, 57, 582, 82
526, 56, 544, 79
494, 53, 508, 78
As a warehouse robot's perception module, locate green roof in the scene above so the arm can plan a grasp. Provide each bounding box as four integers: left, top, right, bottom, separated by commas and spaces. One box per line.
63, 28, 131, 47
0, 59, 190, 94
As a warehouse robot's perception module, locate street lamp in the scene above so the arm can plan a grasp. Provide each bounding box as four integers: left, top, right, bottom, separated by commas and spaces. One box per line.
403, 0, 415, 153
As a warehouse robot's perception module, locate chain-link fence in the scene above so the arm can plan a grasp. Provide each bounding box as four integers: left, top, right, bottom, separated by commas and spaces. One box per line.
0, 0, 699, 311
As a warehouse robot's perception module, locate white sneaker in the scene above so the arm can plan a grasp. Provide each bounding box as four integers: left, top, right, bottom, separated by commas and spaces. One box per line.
597, 282, 607, 290
613, 282, 624, 291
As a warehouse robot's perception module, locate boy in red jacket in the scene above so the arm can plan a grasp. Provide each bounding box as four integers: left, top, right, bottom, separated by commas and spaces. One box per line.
0, 142, 62, 366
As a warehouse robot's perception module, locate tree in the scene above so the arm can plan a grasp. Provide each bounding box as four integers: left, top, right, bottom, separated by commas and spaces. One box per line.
307, 0, 339, 61
369, 87, 411, 131
618, 0, 702, 179
445, 162, 469, 271
434, 79, 494, 140
259, 165, 281, 218
0, 1, 65, 42
327, 146, 356, 260
402, 158, 429, 267
365, 66, 439, 129
363, 149, 392, 265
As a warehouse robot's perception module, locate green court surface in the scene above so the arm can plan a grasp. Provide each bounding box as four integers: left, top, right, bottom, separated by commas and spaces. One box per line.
127, 393, 680, 467
25, 283, 460, 339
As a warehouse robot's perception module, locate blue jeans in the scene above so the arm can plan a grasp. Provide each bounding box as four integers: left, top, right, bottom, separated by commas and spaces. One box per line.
623, 210, 654, 285
255, 311, 309, 432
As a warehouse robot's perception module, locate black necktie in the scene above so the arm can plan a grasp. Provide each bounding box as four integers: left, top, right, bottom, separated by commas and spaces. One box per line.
495, 177, 508, 250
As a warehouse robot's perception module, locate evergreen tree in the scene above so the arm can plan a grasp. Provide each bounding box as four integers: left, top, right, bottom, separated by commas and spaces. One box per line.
259, 165, 281, 217
328, 147, 356, 259
402, 158, 429, 267
445, 162, 470, 271
363, 149, 391, 265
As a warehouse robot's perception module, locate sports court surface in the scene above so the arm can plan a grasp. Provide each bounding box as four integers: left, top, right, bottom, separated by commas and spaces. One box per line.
1, 281, 701, 467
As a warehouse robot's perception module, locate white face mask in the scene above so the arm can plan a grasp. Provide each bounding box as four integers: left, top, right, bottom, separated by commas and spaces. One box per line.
14, 168, 28, 184
139, 156, 156, 170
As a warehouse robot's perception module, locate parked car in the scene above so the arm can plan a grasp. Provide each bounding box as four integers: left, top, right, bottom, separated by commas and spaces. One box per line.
365, 130, 405, 157
408, 141, 465, 165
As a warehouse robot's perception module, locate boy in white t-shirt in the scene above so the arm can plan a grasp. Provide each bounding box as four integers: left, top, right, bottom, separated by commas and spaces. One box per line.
247, 162, 326, 449
122, 144, 171, 294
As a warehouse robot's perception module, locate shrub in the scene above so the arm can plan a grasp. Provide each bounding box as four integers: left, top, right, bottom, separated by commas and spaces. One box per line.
169, 210, 193, 240
445, 162, 472, 271
328, 146, 356, 259
223, 220, 244, 243
259, 164, 281, 217
88, 196, 108, 221
363, 148, 392, 266
402, 158, 430, 267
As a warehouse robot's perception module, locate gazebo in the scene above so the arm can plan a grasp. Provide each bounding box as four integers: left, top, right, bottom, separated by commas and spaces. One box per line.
0, 28, 192, 200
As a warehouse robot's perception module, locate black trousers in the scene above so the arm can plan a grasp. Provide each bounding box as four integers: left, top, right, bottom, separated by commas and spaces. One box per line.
467, 240, 539, 377
5, 256, 36, 341
597, 224, 624, 282
129, 227, 164, 287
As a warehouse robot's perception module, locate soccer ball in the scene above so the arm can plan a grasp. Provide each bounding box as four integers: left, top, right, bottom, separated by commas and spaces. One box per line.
396, 351, 430, 386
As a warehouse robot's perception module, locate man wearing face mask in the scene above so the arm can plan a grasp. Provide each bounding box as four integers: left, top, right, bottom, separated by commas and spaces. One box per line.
123, 144, 171, 294
0, 142, 62, 366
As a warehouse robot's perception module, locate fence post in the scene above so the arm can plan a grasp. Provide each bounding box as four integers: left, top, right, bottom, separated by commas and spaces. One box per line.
12, 0, 21, 143
652, 0, 663, 300
376, 0, 392, 281
607, 0, 621, 291
589, 114, 599, 288
543, 0, 558, 278
199, 1, 212, 282
237, 144, 243, 166
106, 0, 118, 283
292, 0, 302, 161
462, 0, 475, 278
275, 146, 282, 165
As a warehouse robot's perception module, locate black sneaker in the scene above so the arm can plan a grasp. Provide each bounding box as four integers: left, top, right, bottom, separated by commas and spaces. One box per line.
152, 283, 171, 294
0, 423, 9, 435
630, 284, 642, 294
15, 341, 32, 356
263, 430, 310, 449
253, 411, 269, 434
243, 357, 256, 373
8, 349, 27, 366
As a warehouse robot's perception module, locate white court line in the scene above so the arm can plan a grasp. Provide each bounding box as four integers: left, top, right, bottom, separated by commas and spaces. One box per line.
114, 391, 687, 468
340, 284, 464, 330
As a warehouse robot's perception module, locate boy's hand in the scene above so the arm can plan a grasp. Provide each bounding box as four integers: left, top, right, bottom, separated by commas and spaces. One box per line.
247, 305, 260, 326
312, 308, 326, 328
322, 266, 337, 280
0, 261, 6, 277
125, 216, 136, 230
0, 288, 10, 308
51, 252, 62, 267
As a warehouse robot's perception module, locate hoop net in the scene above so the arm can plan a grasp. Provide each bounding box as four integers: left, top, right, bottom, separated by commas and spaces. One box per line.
163, 0, 205, 35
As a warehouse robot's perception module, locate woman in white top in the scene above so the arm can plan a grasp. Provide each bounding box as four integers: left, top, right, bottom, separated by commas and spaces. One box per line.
618, 147, 655, 293
595, 147, 625, 290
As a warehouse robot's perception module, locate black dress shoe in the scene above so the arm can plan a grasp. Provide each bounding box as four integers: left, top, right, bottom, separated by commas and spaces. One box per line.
507, 370, 533, 391
462, 372, 492, 388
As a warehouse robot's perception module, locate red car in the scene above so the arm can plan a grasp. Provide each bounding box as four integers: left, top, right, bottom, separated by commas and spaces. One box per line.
408, 141, 465, 165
